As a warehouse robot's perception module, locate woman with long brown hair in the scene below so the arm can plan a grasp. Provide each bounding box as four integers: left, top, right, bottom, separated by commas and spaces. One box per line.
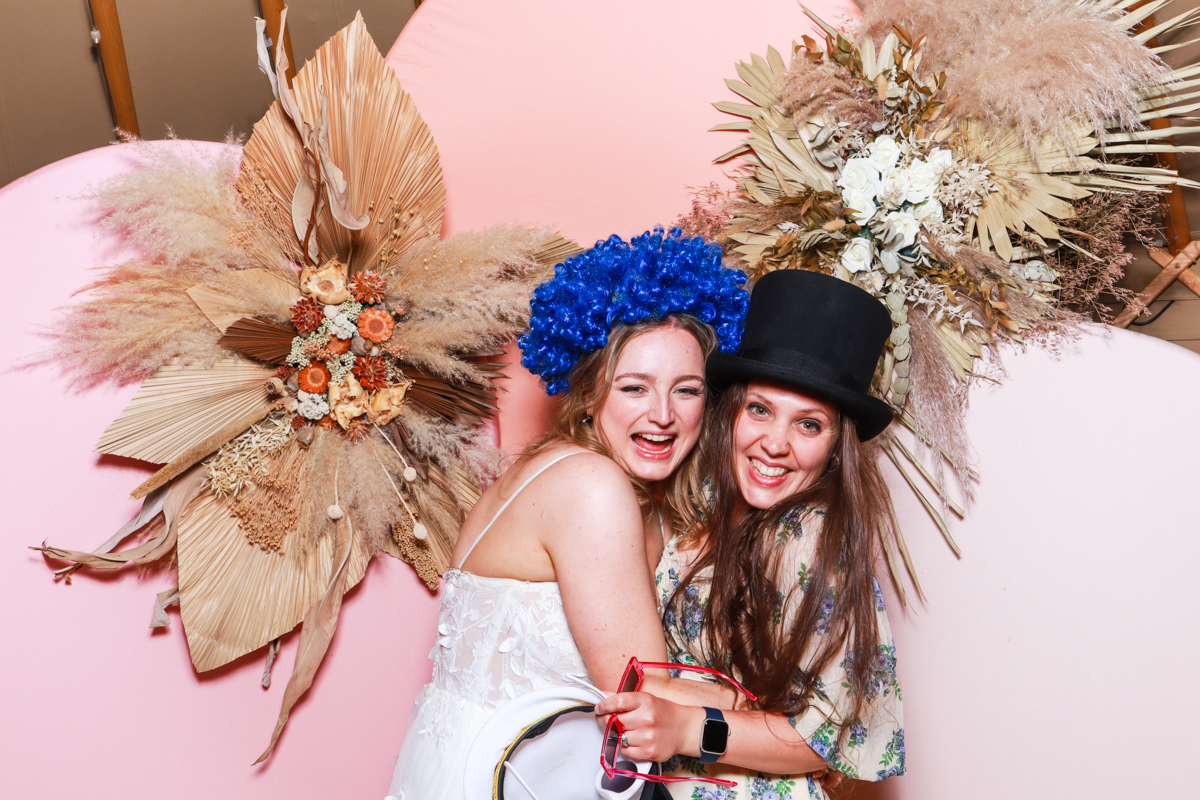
385, 229, 749, 800
596, 269, 905, 799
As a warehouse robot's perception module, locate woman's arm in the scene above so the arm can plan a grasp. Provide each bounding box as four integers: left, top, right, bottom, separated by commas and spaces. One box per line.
537, 454, 672, 689
594, 691, 829, 774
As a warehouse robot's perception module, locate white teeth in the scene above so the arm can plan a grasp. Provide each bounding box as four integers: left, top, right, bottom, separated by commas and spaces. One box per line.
750, 458, 788, 478
638, 433, 674, 442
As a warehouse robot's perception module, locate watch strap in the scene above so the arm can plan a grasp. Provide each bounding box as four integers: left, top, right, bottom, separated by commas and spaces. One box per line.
698, 706, 727, 764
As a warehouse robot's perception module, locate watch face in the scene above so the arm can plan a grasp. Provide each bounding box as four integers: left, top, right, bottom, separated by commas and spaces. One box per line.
701, 718, 729, 754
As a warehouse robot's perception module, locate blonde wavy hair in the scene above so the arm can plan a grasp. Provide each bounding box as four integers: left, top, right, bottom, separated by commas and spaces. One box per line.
518, 314, 717, 532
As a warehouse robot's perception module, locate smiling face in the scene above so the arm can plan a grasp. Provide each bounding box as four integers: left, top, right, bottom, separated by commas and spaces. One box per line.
593, 325, 707, 484
732, 381, 840, 511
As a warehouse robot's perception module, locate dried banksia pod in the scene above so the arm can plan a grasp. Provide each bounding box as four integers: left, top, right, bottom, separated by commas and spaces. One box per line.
290, 297, 325, 333
297, 362, 331, 393
349, 271, 388, 305
357, 307, 395, 344
341, 416, 370, 443
352, 354, 389, 390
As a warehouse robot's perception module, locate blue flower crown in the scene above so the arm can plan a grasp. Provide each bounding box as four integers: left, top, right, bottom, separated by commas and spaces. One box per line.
519, 228, 749, 395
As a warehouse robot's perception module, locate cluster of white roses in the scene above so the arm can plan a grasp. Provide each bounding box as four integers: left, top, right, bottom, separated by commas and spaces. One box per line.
835, 135, 955, 285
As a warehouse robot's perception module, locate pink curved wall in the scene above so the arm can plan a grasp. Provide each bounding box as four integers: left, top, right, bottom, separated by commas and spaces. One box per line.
3, 1, 1199, 798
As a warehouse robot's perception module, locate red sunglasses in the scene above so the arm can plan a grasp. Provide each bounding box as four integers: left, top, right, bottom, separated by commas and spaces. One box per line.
600, 656, 758, 791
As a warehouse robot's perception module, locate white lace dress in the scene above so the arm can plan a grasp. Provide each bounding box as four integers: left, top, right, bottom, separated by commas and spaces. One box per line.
386, 454, 592, 800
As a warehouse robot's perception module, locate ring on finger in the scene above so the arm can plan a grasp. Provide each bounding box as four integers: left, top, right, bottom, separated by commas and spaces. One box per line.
621, 734, 630, 748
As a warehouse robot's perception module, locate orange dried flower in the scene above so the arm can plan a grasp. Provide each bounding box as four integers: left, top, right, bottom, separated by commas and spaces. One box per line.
291, 297, 325, 333
349, 271, 388, 305
297, 362, 331, 394
317, 414, 337, 431
357, 307, 395, 343
353, 354, 389, 390
325, 336, 351, 355
341, 416, 371, 443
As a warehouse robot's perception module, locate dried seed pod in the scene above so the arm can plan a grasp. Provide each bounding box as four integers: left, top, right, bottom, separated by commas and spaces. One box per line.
296, 426, 316, 447
327, 504, 344, 520
350, 335, 369, 356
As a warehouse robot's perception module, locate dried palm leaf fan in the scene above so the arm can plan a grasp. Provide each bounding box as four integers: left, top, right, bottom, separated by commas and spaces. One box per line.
35, 10, 578, 762
680, 0, 1200, 601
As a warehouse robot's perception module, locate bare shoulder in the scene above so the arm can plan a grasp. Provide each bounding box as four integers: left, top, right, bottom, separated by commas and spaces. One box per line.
516, 447, 640, 529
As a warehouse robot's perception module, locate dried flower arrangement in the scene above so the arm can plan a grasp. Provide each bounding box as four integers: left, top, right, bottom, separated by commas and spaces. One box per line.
680, 0, 1199, 598
33, 12, 578, 761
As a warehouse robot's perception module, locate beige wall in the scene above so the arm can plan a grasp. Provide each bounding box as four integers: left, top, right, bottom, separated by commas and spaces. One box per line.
0, 0, 415, 185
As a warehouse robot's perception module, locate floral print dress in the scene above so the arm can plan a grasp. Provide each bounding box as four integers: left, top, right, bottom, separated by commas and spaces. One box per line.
655, 507, 904, 800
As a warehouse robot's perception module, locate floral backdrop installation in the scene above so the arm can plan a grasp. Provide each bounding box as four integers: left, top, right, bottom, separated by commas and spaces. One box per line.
34, 12, 578, 760
679, 0, 1200, 598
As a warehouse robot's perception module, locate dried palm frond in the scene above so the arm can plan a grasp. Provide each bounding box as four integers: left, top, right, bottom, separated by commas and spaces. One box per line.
187, 268, 301, 333
175, 477, 375, 672
405, 363, 504, 427
97, 358, 276, 465
218, 316, 298, 363
238, 12, 444, 274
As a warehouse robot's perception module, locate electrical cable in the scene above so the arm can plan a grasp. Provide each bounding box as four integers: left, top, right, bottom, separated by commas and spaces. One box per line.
1131, 299, 1176, 326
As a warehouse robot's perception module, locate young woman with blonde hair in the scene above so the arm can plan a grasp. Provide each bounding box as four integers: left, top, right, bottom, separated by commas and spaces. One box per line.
386, 229, 748, 800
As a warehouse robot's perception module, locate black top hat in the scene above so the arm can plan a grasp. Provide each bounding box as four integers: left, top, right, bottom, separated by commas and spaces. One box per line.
706, 270, 895, 441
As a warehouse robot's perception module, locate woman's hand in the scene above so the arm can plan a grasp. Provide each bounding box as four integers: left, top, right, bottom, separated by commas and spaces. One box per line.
594, 691, 706, 763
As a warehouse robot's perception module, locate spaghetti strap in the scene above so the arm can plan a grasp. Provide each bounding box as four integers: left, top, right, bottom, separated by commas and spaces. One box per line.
454, 451, 585, 570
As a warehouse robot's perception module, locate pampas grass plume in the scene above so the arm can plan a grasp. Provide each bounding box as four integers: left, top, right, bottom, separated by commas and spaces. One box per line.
857, 0, 1169, 151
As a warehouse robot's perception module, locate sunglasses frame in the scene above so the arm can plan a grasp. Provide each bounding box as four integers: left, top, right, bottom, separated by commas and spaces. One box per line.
600, 656, 759, 789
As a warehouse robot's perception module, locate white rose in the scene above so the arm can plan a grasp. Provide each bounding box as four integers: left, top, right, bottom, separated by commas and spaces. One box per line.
913, 198, 943, 224
837, 157, 880, 194
905, 159, 940, 204
868, 135, 902, 171
876, 166, 909, 208
841, 188, 877, 225
882, 210, 921, 250
840, 237, 875, 274
927, 147, 955, 177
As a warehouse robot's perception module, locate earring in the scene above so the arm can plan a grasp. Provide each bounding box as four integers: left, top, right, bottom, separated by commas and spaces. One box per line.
582, 413, 593, 425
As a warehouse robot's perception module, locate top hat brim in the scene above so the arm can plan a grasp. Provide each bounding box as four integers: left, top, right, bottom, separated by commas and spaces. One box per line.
707, 351, 895, 441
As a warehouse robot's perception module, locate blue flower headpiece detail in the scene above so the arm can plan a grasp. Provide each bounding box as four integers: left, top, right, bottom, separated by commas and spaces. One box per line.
519, 228, 749, 396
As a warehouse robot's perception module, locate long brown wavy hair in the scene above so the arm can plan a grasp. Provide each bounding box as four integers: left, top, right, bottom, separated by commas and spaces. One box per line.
518, 314, 717, 531
667, 381, 895, 744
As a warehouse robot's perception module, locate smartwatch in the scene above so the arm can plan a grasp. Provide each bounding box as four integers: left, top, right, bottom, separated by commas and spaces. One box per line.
698, 707, 729, 764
